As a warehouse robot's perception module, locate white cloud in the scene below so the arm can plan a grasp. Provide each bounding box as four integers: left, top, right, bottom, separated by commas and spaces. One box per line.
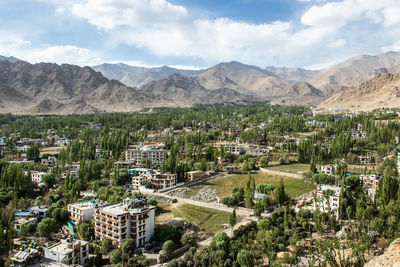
381, 41, 400, 52
328, 39, 347, 48
72, 0, 187, 30
16, 0, 400, 67
25, 45, 103, 66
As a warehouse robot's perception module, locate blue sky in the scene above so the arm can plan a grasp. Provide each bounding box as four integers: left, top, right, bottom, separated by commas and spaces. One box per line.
1, 0, 400, 69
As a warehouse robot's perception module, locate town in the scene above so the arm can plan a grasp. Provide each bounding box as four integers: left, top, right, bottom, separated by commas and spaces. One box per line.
0, 102, 398, 266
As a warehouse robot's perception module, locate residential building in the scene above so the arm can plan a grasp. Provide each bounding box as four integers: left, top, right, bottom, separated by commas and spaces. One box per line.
14, 217, 37, 232
15, 145, 30, 153
313, 185, 342, 219
253, 192, 266, 202
125, 147, 168, 167
360, 174, 382, 201
357, 155, 373, 165
320, 164, 337, 175
27, 205, 49, 220
30, 171, 47, 184
228, 128, 241, 136
68, 200, 107, 223
224, 144, 242, 155
44, 238, 89, 266
150, 173, 177, 189
132, 175, 150, 189
94, 198, 156, 247
186, 171, 207, 181
41, 156, 57, 166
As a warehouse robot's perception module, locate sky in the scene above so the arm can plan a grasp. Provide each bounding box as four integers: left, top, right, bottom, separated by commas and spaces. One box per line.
1, 0, 400, 70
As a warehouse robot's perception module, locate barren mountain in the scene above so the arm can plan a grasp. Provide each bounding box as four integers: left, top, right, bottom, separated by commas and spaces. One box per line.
265, 66, 320, 81
0, 60, 154, 114
140, 73, 255, 105
92, 63, 200, 87
0, 55, 20, 63
317, 73, 400, 112
310, 51, 400, 96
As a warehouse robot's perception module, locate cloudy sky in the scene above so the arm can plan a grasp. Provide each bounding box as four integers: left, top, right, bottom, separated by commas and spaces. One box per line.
1, 0, 400, 69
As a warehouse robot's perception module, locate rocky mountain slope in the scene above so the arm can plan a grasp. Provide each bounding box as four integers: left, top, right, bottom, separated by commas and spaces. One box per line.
317, 73, 400, 112
92, 63, 200, 87
0, 60, 155, 114
265, 66, 320, 81
310, 51, 400, 96
140, 73, 255, 105
365, 238, 400, 266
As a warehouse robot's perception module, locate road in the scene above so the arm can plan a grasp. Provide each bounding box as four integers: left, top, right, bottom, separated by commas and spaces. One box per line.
147, 191, 255, 217
259, 167, 303, 179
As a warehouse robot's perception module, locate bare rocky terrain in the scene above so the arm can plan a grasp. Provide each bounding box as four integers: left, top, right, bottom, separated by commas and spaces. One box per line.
317, 73, 400, 112
2, 51, 400, 114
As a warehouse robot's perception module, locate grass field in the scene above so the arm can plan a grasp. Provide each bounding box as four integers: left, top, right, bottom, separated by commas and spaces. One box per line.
186, 171, 315, 198
265, 163, 311, 174
172, 204, 229, 233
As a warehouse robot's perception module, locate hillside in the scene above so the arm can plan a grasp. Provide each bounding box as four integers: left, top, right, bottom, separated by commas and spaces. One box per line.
310, 51, 400, 96
92, 63, 200, 87
265, 66, 320, 81
317, 73, 400, 112
0, 60, 155, 114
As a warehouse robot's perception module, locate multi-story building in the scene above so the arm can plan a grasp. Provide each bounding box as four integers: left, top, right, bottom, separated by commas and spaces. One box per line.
68, 200, 107, 223
150, 173, 177, 189
320, 164, 337, 175
125, 147, 168, 167
44, 238, 89, 266
30, 171, 47, 184
41, 156, 57, 166
313, 185, 342, 219
186, 171, 206, 181
132, 175, 150, 189
94, 198, 156, 247
224, 144, 243, 155
360, 174, 382, 201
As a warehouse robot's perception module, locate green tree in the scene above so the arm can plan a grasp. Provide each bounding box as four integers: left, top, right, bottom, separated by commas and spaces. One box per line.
259, 156, 269, 167
237, 249, 255, 267
102, 238, 113, 254
26, 143, 40, 162
43, 173, 55, 188
229, 209, 237, 227
37, 218, 57, 239
276, 178, 288, 206
162, 240, 175, 257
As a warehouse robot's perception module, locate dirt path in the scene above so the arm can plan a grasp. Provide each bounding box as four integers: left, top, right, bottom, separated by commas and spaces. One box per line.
259, 167, 303, 179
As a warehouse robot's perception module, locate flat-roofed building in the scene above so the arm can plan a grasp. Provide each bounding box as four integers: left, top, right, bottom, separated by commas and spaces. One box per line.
68, 200, 107, 223
150, 173, 177, 189
125, 147, 167, 167
313, 185, 342, 219
320, 164, 337, 175
186, 171, 206, 181
94, 198, 156, 247
30, 171, 47, 184
44, 238, 89, 266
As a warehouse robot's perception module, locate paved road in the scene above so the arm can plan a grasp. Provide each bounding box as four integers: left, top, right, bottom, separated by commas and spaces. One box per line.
259, 167, 303, 179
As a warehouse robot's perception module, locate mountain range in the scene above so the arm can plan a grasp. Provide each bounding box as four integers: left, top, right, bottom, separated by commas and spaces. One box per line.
1, 51, 400, 114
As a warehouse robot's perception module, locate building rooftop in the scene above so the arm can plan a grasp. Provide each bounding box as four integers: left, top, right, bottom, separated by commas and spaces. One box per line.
68, 200, 107, 210
100, 198, 151, 216
47, 239, 88, 255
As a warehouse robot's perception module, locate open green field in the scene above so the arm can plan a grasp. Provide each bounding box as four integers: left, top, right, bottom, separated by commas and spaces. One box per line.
265, 163, 311, 174
173, 204, 229, 233
186, 171, 315, 198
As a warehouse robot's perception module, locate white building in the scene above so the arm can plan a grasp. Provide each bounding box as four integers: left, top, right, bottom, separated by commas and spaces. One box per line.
224, 144, 242, 155
313, 185, 342, 219
68, 200, 107, 223
44, 238, 89, 266
360, 174, 382, 201
31, 171, 47, 184
125, 147, 168, 167
320, 164, 337, 175
94, 198, 156, 247
16, 145, 30, 153
150, 173, 177, 189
